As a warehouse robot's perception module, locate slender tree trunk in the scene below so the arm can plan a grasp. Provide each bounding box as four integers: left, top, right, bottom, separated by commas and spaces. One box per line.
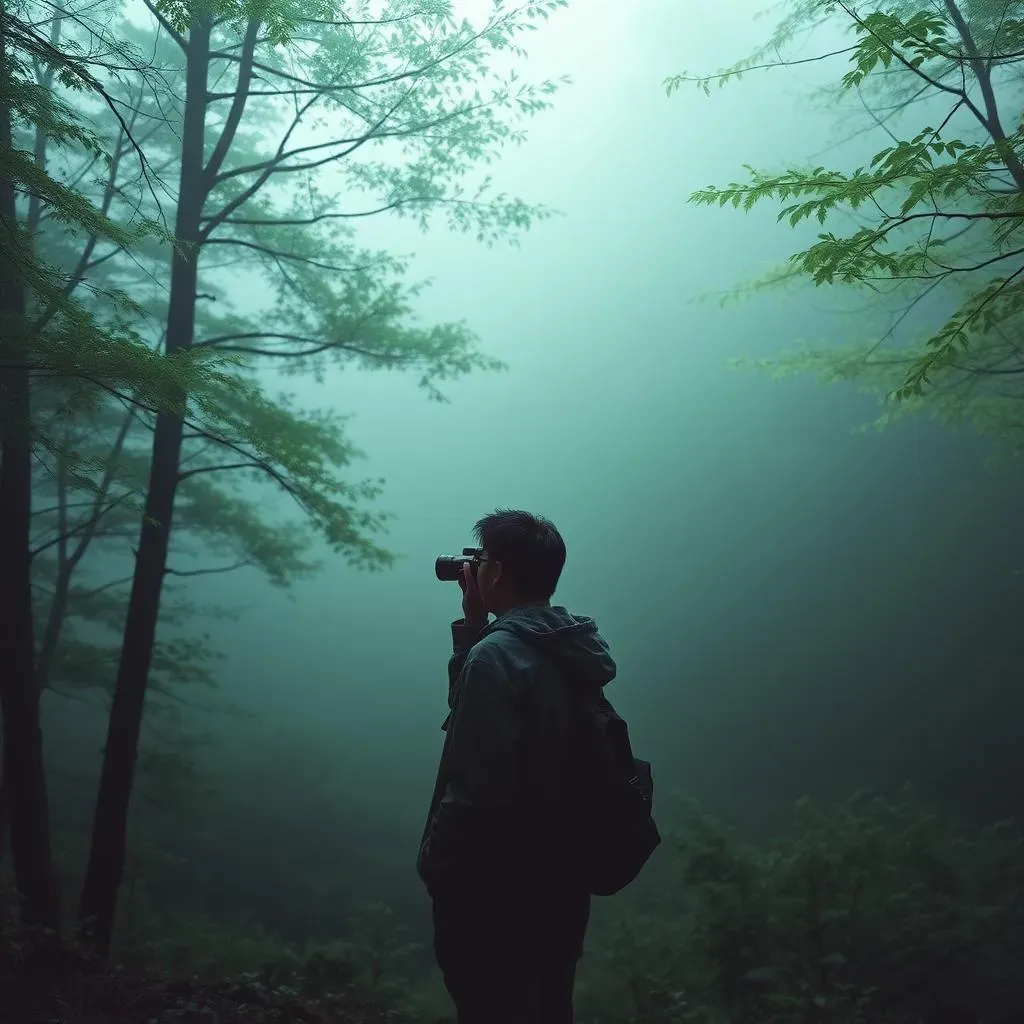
0, 766, 10, 867
0, 6, 58, 932
76, 15, 213, 955
0, 408, 132, 863
35, 410, 136, 696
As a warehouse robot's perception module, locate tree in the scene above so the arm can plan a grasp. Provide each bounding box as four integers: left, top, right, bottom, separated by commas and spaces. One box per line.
70, 0, 567, 954
0, 0, 310, 934
669, 0, 1024, 449
0, 2, 52, 933
0, 0, 199, 934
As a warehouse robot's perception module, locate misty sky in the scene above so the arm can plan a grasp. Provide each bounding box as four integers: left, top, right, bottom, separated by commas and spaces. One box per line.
173, 0, 1024, 840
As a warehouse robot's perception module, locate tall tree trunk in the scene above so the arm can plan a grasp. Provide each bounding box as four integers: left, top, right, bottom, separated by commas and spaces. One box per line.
0, 766, 10, 868
0, 406, 134, 866
0, 5, 58, 932
0, 0, 131, 870
76, 15, 213, 956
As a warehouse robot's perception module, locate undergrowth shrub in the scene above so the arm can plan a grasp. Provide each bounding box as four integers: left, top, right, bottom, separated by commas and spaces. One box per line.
577, 788, 1024, 1024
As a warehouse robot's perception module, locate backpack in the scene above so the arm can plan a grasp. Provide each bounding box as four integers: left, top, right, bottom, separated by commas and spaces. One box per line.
563, 688, 661, 896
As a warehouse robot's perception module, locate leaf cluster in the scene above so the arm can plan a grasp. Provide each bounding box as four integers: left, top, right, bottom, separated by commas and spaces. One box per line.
154, 0, 338, 45
674, 0, 1024, 404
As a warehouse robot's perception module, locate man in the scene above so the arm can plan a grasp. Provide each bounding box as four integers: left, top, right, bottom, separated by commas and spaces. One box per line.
417, 509, 618, 1024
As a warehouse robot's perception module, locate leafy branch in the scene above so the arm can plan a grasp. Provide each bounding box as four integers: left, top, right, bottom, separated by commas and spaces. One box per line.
674, 0, 1024, 404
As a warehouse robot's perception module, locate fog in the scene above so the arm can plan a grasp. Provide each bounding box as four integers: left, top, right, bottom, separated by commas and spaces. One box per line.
22, 0, 1024, 1015
179, 0, 1023, 835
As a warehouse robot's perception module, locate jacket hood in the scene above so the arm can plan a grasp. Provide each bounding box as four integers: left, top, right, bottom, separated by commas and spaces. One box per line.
486, 602, 616, 689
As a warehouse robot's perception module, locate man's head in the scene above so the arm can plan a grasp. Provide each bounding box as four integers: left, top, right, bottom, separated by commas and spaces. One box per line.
471, 509, 566, 616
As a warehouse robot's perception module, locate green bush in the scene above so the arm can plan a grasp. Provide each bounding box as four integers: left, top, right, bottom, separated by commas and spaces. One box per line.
578, 789, 1024, 1024
8, 787, 1021, 1023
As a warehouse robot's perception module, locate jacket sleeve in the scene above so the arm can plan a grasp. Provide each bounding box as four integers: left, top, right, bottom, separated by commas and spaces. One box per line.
418, 634, 522, 898
446, 618, 483, 711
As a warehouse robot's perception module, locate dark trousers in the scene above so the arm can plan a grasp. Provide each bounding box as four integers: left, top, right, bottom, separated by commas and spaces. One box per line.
432, 895, 589, 1024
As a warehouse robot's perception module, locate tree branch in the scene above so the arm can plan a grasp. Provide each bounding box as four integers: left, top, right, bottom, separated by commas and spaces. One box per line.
177, 460, 264, 483
9, 10, 170, 228
62, 407, 138, 577
165, 559, 253, 578
192, 332, 414, 364
882, 209, 1023, 233
927, 244, 1024, 275
667, 44, 859, 92
79, 574, 136, 599
837, 1, 991, 128
29, 527, 136, 561
204, 194, 480, 227
199, 88, 326, 237
941, 0, 1024, 191
210, 133, 377, 183
202, 84, 415, 240
203, 18, 260, 184
200, 236, 366, 273
141, 0, 188, 53
42, 373, 325, 518
199, 11, 512, 236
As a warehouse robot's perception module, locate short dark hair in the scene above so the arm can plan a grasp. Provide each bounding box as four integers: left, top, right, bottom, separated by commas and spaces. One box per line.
473, 508, 566, 601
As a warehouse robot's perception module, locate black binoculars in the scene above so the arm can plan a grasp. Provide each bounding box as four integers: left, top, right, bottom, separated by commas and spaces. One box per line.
435, 547, 482, 582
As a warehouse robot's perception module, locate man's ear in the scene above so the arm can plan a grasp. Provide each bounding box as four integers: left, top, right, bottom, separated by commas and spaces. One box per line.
492, 560, 503, 587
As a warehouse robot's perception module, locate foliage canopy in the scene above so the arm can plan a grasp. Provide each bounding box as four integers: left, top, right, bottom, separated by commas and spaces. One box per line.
670, 0, 1024, 450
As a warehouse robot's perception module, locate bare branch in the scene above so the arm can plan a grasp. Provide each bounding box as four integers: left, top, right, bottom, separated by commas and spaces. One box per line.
669, 44, 859, 90
203, 18, 260, 184
192, 332, 414, 364
177, 460, 265, 482
202, 82, 416, 237
165, 559, 253, 578
78, 574, 136, 599
205, 194, 483, 228
200, 237, 365, 273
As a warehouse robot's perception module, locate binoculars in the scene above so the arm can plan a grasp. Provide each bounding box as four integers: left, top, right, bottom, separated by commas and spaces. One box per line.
435, 547, 482, 582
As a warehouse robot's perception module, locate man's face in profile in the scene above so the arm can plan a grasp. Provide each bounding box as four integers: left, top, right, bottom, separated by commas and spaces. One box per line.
475, 548, 501, 612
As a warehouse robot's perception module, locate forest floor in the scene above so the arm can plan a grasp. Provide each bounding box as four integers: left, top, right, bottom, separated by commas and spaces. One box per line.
0, 945, 409, 1024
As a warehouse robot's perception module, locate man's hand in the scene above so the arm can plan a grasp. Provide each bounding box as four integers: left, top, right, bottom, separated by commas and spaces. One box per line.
458, 561, 487, 628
